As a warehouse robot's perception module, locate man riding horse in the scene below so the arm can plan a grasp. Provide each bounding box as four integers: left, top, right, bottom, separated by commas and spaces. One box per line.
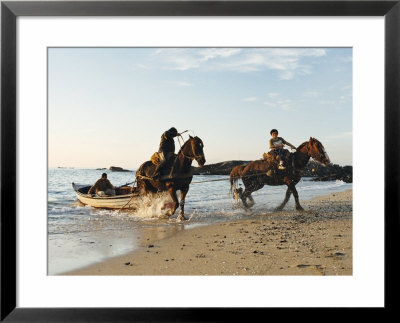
152, 127, 180, 180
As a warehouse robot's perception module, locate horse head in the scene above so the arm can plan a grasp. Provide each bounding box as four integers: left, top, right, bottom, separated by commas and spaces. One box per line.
305, 137, 331, 166
181, 135, 206, 167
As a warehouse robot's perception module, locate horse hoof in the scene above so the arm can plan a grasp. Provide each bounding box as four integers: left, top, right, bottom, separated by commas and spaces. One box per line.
177, 214, 187, 222
296, 207, 305, 212
274, 207, 283, 212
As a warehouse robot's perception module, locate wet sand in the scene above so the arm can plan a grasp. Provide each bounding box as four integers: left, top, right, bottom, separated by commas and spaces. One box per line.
66, 190, 352, 276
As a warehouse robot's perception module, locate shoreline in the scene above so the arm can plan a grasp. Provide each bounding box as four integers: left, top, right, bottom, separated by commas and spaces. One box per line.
65, 189, 352, 276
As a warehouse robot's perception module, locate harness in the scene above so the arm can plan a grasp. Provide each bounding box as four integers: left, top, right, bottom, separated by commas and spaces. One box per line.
176, 135, 205, 161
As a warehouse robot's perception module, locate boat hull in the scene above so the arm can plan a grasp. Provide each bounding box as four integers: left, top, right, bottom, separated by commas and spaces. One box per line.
72, 183, 139, 209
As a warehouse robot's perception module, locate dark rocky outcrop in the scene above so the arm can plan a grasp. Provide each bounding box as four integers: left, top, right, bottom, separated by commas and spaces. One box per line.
192, 159, 352, 183
109, 166, 133, 172
191, 160, 250, 175
304, 161, 352, 183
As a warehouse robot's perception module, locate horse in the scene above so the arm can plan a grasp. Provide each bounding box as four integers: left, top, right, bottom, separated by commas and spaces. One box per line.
233, 137, 330, 211
135, 136, 206, 221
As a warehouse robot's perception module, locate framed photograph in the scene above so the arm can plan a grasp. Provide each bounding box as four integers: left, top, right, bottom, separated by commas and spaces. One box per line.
2, 0, 398, 320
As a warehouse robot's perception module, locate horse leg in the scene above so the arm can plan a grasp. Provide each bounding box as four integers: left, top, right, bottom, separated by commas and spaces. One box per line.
290, 184, 304, 211
247, 194, 255, 207
240, 182, 262, 208
166, 187, 179, 217
177, 186, 189, 221
238, 188, 249, 208
275, 187, 292, 211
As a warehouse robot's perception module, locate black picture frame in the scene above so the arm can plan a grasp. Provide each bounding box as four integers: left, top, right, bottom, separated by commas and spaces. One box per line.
1, 0, 398, 321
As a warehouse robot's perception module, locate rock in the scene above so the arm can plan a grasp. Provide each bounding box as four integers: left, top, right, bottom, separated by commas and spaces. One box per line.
305, 161, 352, 182
109, 166, 132, 172
191, 160, 250, 175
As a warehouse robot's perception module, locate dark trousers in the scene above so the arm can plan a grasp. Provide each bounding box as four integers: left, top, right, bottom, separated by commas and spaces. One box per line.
274, 148, 286, 163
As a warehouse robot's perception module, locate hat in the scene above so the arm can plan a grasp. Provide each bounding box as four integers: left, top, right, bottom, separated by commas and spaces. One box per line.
169, 127, 178, 136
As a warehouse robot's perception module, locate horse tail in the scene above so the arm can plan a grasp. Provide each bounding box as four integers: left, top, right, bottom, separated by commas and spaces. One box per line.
229, 175, 236, 195
229, 166, 243, 195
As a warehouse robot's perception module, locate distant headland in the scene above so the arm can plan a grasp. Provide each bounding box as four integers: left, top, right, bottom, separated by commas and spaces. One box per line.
95, 166, 133, 172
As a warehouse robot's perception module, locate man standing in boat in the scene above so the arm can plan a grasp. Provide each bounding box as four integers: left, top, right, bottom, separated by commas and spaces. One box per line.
88, 173, 116, 196
152, 127, 179, 180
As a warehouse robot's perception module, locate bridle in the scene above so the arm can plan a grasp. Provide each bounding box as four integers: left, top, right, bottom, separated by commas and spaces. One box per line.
306, 141, 329, 162
177, 137, 204, 161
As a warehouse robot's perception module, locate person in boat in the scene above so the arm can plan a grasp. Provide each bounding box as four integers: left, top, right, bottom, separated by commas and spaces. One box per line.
152, 127, 180, 180
88, 173, 116, 196
268, 129, 296, 169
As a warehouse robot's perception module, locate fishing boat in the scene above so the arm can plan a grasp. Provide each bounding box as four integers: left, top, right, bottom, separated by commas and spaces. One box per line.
72, 182, 140, 209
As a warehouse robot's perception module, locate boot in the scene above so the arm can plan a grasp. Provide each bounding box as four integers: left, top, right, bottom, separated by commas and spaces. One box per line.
152, 164, 163, 180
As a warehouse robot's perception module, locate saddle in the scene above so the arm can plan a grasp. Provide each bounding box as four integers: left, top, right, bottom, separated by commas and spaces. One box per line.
262, 150, 289, 163
150, 151, 175, 166
262, 151, 279, 163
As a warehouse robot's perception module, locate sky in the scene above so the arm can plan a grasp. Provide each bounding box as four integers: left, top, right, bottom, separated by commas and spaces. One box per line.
48, 47, 352, 169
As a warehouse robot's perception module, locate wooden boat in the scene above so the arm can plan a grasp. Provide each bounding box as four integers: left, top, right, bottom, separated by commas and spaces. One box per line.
72, 182, 140, 209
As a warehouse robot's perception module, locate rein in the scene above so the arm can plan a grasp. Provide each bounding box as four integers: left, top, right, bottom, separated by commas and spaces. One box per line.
176, 137, 203, 161
167, 136, 204, 177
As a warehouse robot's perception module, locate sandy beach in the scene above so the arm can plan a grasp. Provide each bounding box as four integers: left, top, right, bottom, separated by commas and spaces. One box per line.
66, 189, 352, 276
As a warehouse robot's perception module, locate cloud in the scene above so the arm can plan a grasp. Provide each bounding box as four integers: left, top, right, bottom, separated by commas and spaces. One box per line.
264, 101, 277, 108
276, 99, 293, 111
323, 131, 352, 141
267, 92, 280, 98
143, 48, 327, 79
243, 97, 258, 102
222, 48, 326, 79
264, 99, 293, 111
153, 48, 242, 71
168, 81, 193, 87
303, 91, 321, 98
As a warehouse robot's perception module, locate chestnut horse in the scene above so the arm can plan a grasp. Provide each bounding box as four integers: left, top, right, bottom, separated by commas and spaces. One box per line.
234, 137, 330, 211
136, 136, 206, 221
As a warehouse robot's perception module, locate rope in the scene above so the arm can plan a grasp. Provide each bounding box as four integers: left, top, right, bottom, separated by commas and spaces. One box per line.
117, 179, 137, 213
116, 181, 135, 188
135, 171, 279, 185
190, 172, 271, 184
191, 177, 230, 184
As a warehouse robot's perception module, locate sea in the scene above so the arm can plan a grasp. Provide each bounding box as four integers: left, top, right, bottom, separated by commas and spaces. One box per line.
48, 167, 352, 275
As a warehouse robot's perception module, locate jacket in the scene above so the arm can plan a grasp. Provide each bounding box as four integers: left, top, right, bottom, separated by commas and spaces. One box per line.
158, 130, 176, 155
88, 178, 114, 194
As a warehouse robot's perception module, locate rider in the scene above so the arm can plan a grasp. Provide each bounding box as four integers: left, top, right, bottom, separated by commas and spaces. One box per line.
268, 129, 296, 169
152, 127, 179, 179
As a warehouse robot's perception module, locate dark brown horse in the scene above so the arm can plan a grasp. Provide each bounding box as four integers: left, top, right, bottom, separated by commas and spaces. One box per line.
136, 136, 206, 221
234, 137, 330, 211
